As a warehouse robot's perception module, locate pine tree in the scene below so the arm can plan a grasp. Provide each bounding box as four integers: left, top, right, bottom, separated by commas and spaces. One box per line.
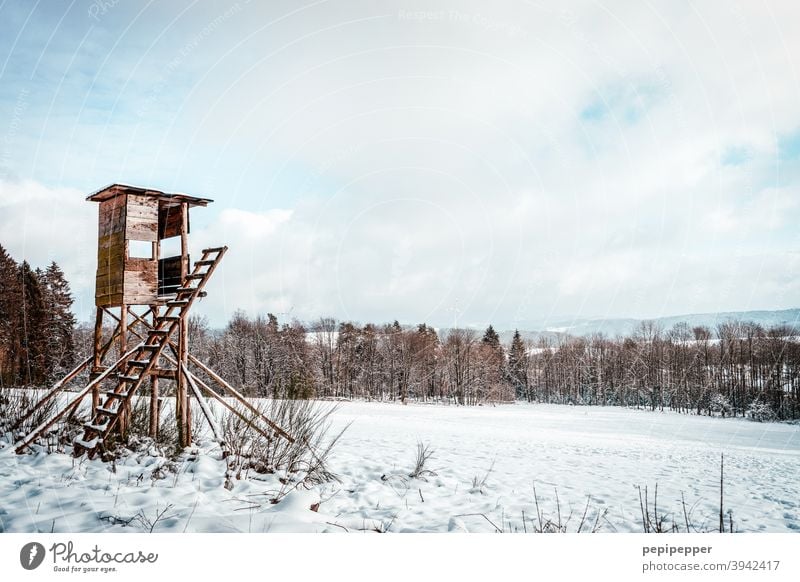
482, 325, 501, 351
17, 261, 47, 385
0, 245, 22, 386
41, 261, 77, 382
508, 330, 528, 400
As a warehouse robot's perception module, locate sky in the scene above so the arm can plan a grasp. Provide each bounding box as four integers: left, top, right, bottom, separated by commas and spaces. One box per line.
1, 0, 799, 329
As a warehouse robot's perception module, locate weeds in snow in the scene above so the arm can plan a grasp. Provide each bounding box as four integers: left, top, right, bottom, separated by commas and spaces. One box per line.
133, 503, 175, 533
408, 441, 437, 481
221, 399, 347, 502
1, 387, 84, 451
637, 454, 735, 533
470, 458, 495, 494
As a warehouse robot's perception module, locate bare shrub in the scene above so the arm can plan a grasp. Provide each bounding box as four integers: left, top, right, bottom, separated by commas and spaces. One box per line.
527, 484, 609, 533
470, 458, 495, 494
636, 480, 733, 533
408, 441, 437, 480
221, 399, 347, 494
637, 483, 678, 533
120, 395, 179, 455
133, 503, 175, 533
1, 388, 84, 451
747, 400, 777, 422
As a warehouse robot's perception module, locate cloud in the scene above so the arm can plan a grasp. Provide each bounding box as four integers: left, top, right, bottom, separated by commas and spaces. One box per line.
0, 179, 97, 319
1, 1, 799, 327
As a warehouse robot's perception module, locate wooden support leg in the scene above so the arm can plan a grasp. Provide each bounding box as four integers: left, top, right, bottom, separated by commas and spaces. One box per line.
177, 202, 191, 448
118, 305, 128, 439
150, 376, 159, 439
92, 307, 103, 414
178, 315, 189, 447
150, 305, 159, 439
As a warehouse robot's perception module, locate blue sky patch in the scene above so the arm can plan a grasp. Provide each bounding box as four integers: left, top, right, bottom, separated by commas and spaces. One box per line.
722, 145, 750, 166
779, 129, 800, 160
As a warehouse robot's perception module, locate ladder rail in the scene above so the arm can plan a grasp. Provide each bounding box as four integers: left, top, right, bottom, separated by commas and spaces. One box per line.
74, 247, 228, 455
14, 344, 144, 453
11, 356, 92, 432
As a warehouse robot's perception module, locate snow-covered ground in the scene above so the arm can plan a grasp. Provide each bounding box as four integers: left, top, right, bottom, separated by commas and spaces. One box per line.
1, 402, 798, 533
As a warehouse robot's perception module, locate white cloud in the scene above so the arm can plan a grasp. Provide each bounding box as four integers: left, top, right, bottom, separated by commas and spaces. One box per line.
0, 179, 97, 320
1, 1, 799, 327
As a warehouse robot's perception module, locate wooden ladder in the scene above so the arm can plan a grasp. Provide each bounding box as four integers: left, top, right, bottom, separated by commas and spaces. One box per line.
70, 246, 228, 457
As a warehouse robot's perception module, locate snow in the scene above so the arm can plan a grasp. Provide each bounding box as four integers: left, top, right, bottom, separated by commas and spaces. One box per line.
1, 402, 798, 533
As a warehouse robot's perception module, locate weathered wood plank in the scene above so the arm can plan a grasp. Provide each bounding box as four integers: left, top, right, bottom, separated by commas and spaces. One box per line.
158, 204, 185, 239
124, 258, 157, 273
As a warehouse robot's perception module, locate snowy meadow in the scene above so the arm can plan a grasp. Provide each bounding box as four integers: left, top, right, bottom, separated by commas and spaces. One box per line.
1, 401, 798, 533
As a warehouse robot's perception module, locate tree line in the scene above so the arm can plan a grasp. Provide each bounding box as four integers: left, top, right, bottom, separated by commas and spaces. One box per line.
0, 245, 76, 387
178, 313, 800, 420
3, 239, 798, 421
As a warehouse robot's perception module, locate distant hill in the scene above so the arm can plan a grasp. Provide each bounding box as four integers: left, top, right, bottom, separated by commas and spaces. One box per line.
497, 308, 800, 342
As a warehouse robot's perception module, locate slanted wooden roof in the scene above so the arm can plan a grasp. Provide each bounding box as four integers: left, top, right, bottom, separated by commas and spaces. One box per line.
86, 184, 213, 207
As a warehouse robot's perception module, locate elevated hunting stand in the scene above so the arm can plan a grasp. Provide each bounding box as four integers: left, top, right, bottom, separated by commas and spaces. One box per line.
15, 184, 292, 458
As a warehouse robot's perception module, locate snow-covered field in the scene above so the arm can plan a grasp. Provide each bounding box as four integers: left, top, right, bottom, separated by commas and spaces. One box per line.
1, 402, 798, 533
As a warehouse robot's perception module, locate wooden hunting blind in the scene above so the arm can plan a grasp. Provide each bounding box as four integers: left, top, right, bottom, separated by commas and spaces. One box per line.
14, 184, 292, 459
90, 184, 212, 306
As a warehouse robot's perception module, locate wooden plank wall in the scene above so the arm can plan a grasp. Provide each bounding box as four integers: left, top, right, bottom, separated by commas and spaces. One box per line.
124, 258, 158, 304
95, 196, 126, 306
123, 194, 158, 305
158, 202, 186, 239
126, 194, 158, 241
95, 193, 160, 306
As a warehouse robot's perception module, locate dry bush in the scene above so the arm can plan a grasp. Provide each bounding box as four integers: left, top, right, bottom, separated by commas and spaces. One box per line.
526, 484, 610, 533
121, 395, 179, 455
221, 399, 347, 490
470, 459, 495, 494
1, 387, 84, 451
408, 441, 437, 480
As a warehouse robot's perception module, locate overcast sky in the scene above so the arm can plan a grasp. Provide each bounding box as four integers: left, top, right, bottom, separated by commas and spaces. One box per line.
1, 0, 799, 329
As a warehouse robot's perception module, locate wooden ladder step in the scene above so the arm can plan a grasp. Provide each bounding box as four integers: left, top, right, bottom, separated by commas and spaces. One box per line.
203, 247, 226, 254
74, 437, 101, 450
103, 391, 129, 399
166, 299, 189, 307
118, 375, 140, 383
159, 315, 181, 322
84, 420, 110, 433
96, 405, 118, 417
128, 360, 150, 367
175, 287, 197, 293
194, 260, 215, 266
149, 329, 170, 335
186, 273, 206, 280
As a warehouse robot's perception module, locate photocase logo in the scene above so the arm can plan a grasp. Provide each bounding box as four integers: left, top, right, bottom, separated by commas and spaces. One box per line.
20, 542, 46, 570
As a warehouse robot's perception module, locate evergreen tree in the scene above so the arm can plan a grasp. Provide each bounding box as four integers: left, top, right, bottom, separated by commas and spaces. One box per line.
508, 330, 528, 400
0, 245, 22, 385
482, 324, 501, 351
41, 261, 77, 382
17, 261, 47, 385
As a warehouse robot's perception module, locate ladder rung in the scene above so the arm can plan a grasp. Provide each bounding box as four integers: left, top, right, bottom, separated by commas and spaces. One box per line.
104, 391, 129, 399
159, 315, 181, 321
74, 437, 100, 450
128, 360, 150, 367
186, 273, 205, 280
118, 375, 140, 383
166, 300, 189, 307
139, 344, 159, 350
175, 287, 196, 293
96, 406, 118, 417
149, 329, 170, 335
203, 247, 226, 254
84, 420, 110, 433
194, 260, 215, 266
